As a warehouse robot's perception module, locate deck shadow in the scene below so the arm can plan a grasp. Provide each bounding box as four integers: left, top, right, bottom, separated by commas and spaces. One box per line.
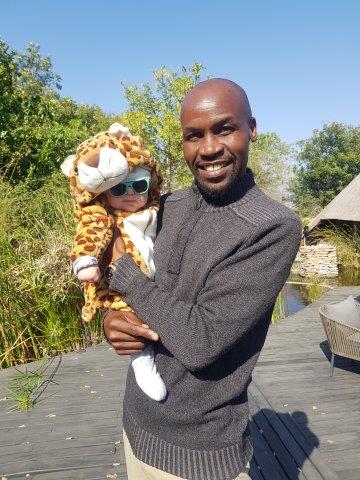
248, 377, 340, 480
249, 408, 323, 480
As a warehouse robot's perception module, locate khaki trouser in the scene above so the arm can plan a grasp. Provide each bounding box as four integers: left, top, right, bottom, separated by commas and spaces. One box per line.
123, 430, 251, 480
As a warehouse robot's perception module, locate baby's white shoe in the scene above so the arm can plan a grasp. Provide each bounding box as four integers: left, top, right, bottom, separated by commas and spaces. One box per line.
131, 345, 167, 401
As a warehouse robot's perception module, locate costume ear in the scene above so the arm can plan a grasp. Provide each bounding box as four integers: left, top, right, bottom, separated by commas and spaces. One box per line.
108, 122, 131, 139
61, 155, 76, 178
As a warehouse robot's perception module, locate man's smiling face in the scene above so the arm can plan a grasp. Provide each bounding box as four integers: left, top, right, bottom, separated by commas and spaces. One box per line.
181, 80, 256, 201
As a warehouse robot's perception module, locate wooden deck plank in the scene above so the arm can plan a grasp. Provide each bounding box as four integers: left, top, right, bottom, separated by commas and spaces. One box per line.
249, 382, 327, 480
252, 286, 360, 479
249, 422, 289, 480
1, 286, 358, 479
248, 461, 266, 480
30, 469, 128, 480
249, 398, 303, 479
0, 344, 127, 479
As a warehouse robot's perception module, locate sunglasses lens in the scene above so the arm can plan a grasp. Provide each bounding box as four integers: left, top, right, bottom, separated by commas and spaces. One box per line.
110, 183, 127, 197
132, 179, 149, 194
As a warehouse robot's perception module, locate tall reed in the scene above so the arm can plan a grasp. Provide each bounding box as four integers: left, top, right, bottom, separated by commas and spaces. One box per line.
0, 174, 103, 368
271, 291, 285, 324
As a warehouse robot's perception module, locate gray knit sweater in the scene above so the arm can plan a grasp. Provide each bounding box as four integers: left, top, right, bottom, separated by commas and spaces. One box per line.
109, 170, 302, 480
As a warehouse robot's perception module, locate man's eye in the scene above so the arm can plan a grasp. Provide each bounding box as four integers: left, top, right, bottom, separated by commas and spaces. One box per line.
186, 133, 201, 141
219, 126, 234, 135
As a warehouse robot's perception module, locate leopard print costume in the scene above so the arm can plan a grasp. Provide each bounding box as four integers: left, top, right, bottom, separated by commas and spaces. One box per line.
62, 124, 162, 322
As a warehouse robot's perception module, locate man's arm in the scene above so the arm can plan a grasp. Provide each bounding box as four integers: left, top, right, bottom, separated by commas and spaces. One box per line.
109, 216, 301, 372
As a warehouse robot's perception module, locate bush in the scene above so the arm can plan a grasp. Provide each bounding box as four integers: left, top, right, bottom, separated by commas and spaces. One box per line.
0, 174, 103, 368
312, 224, 360, 271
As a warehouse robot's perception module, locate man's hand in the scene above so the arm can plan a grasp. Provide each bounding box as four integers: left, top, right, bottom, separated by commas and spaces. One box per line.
104, 310, 159, 355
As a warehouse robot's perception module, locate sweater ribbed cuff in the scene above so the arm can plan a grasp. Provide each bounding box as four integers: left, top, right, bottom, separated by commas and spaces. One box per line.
109, 254, 147, 294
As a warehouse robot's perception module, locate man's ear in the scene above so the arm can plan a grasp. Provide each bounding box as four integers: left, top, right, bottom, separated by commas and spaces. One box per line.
249, 117, 257, 142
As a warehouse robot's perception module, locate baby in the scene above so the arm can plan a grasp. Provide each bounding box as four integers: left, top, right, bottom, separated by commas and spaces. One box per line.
63, 125, 166, 402
74, 167, 155, 283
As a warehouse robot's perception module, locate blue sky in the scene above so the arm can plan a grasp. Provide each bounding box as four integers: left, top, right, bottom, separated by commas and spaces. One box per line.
1, 0, 359, 143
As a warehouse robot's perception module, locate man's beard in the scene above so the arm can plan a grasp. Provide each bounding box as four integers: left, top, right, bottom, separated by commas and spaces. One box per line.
194, 167, 243, 205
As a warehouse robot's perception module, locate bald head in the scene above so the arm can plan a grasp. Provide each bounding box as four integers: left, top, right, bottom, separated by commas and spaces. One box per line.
181, 78, 252, 124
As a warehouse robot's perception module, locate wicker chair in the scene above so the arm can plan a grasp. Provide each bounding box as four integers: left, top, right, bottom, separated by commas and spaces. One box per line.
319, 296, 360, 377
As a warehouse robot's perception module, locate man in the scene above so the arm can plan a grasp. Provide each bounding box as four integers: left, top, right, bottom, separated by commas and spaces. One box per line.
104, 79, 302, 480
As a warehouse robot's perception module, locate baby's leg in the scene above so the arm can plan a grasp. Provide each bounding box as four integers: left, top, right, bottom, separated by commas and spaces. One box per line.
131, 345, 167, 402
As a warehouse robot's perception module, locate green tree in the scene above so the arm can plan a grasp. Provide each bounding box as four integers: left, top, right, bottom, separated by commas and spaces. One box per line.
15, 42, 62, 94
248, 132, 291, 199
290, 122, 360, 216
120, 68, 293, 194
119, 64, 205, 191
0, 41, 19, 133
0, 40, 114, 187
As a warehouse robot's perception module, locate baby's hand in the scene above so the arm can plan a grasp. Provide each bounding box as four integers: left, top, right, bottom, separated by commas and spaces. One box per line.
77, 266, 101, 282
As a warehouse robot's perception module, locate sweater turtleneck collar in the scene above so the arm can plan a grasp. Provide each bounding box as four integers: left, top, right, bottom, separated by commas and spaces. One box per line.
191, 168, 257, 209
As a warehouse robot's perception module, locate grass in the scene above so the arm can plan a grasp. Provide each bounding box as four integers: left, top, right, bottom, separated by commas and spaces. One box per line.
272, 291, 285, 324
272, 276, 334, 325
5, 355, 61, 411
292, 275, 333, 302
0, 174, 104, 369
312, 223, 360, 271
3, 174, 358, 369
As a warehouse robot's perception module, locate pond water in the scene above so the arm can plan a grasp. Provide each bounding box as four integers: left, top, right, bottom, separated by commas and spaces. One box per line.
280, 269, 360, 318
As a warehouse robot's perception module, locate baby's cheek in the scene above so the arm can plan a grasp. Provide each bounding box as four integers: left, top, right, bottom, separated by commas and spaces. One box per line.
137, 193, 149, 208
104, 191, 115, 208
125, 194, 148, 212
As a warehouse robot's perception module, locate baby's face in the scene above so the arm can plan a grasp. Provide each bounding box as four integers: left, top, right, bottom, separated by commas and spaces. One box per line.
105, 190, 149, 212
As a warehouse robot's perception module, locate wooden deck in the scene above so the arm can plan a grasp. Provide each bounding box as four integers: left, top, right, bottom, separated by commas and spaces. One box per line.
252, 285, 360, 480
0, 286, 359, 479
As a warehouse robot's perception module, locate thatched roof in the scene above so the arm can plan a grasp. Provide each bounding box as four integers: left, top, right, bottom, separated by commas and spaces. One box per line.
307, 174, 360, 231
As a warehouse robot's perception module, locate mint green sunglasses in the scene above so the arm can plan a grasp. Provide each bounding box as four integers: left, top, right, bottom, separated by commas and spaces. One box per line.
109, 177, 150, 197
